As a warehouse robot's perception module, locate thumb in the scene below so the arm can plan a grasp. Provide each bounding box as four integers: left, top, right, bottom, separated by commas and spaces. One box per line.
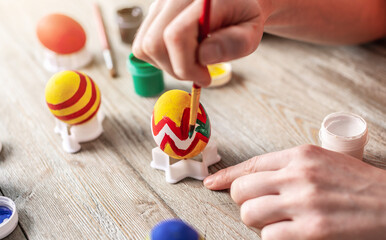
198, 21, 263, 65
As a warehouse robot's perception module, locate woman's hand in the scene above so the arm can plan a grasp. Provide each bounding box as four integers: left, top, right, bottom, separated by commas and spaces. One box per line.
132, 0, 270, 86
204, 145, 386, 240
133, 0, 385, 87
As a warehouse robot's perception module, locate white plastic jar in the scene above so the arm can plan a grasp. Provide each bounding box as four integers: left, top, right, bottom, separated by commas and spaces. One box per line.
0, 196, 18, 239
319, 112, 368, 160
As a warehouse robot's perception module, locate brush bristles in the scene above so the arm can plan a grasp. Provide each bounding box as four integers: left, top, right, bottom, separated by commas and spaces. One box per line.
109, 68, 117, 78
188, 125, 195, 138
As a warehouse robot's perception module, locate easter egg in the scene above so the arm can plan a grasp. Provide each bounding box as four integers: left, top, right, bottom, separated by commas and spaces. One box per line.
37, 14, 86, 54
150, 219, 203, 240
45, 71, 101, 125
151, 90, 211, 160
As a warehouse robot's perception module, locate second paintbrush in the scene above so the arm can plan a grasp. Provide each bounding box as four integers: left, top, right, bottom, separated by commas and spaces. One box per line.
93, 3, 117, 77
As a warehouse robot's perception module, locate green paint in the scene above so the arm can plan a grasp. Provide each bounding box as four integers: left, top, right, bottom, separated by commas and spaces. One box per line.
128, 53, 153, 68
195, 107, 211, 138
188, 126, 195, 138
127, 53, 164, 97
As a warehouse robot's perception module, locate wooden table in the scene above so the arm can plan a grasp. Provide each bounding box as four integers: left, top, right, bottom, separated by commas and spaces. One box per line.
0, 0, 385, 239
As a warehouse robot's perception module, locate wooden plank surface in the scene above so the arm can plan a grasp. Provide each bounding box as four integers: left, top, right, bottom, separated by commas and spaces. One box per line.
0, 0, 385, 239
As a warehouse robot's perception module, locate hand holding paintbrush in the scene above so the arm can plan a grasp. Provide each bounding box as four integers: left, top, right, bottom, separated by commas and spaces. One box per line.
188, 0, 211, 138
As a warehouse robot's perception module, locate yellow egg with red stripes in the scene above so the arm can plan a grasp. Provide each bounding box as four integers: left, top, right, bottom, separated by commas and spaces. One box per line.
151, 90, 211, 159
45, 71, 101, 125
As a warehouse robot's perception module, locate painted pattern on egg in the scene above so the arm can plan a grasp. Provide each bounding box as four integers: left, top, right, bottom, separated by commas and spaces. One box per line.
45, 70, 104, 153
151, 90, 210, 160
45, 70, 101, 125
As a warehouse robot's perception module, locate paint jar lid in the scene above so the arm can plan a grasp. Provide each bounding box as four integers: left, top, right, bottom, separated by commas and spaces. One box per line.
150, 219, 200, 240
208, 62, 232, 87
127, 53, 164, 97
319, 112, 368, 158
127, 53, 161, 75
116, 7, 143, 27
0, 196, 18, 239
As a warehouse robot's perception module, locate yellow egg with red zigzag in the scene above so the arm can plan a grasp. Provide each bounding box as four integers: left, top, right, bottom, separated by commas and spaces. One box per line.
45, 70, 101, 125
151, 90, 211, 160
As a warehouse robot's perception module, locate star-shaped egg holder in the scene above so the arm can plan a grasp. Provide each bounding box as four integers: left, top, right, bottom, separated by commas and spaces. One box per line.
151, 139, 221, 184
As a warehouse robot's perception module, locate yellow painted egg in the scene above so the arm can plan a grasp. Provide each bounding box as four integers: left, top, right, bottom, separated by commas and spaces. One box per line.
151, 90, 211, 159
45, 71, 101, 125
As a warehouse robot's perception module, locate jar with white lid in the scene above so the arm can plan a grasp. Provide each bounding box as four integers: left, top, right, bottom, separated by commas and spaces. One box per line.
319, 112, 368, 160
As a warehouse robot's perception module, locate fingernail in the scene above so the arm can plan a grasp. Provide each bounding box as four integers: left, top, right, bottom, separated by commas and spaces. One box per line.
200, 42, 222, 65
203, 176, 214, 187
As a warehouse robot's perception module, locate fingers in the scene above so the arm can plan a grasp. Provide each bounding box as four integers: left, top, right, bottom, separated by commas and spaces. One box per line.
261, 221, 298, 240
240, 195, 291, 229
135, 0, 194, 77
134, 0, 264, 85
164, 0, 212, 86
204, 150, 291, 190
230, 171, 280, 205
199, 20, 263, 65
132, 0, 166, 67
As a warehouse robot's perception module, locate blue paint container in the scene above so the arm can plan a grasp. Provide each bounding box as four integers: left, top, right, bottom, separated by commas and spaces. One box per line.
0, 206, 12, 224
0, 197, 18, 239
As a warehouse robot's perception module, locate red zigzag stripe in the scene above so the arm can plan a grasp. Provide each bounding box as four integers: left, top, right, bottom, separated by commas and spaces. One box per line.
152, 104, 209, 157
152, 104, 207, 141
160, 133, 209, 157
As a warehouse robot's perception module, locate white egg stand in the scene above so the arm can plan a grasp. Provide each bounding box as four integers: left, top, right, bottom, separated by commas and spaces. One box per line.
42, 48, 92, 73
54, 111, 104, 153
151, 118, 221, 184
151, 139, 221, 184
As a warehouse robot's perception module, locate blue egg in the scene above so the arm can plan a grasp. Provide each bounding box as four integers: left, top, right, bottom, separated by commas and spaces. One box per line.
151, 219, 199, 240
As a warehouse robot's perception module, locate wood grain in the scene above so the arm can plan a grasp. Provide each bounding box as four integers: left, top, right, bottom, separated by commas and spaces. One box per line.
0, 0, 385, 239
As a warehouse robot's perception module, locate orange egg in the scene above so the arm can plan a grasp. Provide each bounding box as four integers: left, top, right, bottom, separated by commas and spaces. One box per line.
37, 14, 86, 54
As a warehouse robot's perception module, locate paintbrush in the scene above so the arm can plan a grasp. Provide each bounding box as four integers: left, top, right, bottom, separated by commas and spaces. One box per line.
93, 3, 117, 77
189, 0, 211, 138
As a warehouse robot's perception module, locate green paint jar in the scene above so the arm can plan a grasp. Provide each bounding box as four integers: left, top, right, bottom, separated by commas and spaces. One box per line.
127, 53, 164, 97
